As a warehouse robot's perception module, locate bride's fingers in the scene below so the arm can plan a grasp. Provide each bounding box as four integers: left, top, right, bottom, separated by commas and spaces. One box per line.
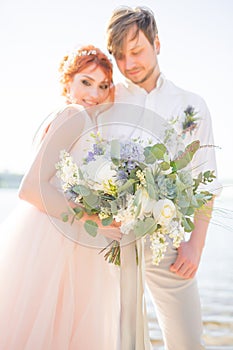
101, 228, 122, 241
111, 220, 121, 228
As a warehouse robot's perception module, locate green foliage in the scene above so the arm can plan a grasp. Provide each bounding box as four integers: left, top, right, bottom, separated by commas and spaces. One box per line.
145, 168, 156, 199
73, 207, 84, 220
83, 193, 100, 210
134, 217, 157, 237
144, 143, 167, 163
84, 220, 98, 237
182, 217, 195, 232
57, 122, 216, 267
62, 213, 69, 222
118, 179, 136, 194
171, 141, 200, 171
101, 216, 113, 226
72, 184, 90, 196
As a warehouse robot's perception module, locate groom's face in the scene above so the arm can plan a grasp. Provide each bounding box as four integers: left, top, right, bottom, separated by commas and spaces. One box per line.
114, 26, 160, 91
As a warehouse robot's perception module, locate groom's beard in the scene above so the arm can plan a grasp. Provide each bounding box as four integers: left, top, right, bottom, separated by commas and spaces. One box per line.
128, 64, 156, 85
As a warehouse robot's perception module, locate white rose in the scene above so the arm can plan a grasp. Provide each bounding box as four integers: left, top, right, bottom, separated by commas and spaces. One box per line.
153, 199, 176, 226
83, 156, 116, 185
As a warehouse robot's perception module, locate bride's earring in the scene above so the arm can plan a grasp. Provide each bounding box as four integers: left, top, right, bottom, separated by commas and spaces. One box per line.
66, 85, 78, 104
66, 93, 78, 104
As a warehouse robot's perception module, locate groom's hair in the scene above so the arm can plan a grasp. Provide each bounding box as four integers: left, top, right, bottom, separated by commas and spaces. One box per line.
106, 6, 158, 58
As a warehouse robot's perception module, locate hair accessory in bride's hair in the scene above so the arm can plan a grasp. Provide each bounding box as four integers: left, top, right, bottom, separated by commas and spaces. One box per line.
62, 49, 98, 73
78, 49, 97, 56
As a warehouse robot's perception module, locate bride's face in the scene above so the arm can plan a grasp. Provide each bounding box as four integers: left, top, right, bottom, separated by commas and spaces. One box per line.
68, 64, 111, 107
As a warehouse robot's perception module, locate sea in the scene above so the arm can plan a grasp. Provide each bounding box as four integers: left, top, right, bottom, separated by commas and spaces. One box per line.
0, 187, 233, 349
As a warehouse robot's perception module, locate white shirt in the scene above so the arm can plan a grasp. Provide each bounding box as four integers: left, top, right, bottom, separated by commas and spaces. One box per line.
113, 74, 221, 195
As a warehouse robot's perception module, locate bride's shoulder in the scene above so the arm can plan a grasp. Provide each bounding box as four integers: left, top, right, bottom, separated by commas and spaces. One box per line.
56, 103, 85, 118
48, 104, 87, 131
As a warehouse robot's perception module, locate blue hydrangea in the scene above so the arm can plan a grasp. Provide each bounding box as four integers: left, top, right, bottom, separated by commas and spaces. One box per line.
120, 141, 145, 163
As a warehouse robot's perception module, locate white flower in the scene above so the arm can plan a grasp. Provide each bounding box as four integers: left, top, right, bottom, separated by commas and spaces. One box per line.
169, 220, 185, 247
82, 156, 116, 190
153, 199, 176, 226
114, 194, 136, 235
137, 188, 156, 220
56, 150, 79, 189
150, 232, 169, 265
119, 220, 135, 235
136, 169, 146, 185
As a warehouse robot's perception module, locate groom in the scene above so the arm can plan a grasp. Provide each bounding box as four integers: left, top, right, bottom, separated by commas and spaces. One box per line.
106, 6, 220, 350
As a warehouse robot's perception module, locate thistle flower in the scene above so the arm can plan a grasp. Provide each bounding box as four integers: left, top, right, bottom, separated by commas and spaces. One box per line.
182, 105, 199, 134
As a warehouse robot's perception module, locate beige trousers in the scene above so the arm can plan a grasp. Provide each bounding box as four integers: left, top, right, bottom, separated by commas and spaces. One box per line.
144, 238, 205, 350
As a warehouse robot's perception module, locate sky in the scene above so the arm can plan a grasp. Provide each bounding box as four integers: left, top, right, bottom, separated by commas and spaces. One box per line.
0, 0, 233, 183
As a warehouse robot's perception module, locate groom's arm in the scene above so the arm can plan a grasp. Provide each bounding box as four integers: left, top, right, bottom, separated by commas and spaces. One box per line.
170, 197, 214, 279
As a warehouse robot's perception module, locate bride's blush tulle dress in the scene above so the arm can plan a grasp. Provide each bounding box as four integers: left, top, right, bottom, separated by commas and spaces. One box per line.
0, 203, 121, 350
0, 111, 121, 350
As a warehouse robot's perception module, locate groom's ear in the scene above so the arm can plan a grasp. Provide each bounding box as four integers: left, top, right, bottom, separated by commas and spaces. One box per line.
154, 35, 160, 55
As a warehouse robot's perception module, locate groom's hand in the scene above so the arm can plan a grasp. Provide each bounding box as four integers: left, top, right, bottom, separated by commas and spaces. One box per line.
170, 240, 202, 279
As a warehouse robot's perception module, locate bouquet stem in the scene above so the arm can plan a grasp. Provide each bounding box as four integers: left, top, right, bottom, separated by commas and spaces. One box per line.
99, 240, 121, 266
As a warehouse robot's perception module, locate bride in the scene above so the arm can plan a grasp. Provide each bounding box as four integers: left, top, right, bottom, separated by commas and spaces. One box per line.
0, 45, 151, 350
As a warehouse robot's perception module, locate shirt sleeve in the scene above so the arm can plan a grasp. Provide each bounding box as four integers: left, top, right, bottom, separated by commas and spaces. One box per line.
189, 99, 222, 196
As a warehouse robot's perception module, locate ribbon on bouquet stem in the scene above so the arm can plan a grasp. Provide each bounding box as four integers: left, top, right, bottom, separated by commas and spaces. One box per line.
120, 232, 151, 350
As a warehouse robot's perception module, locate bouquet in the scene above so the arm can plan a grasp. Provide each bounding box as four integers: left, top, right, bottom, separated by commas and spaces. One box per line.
55, 131, 215, 266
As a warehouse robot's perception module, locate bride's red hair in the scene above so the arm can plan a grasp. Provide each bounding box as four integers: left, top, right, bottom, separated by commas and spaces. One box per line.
59, 45, 113, 98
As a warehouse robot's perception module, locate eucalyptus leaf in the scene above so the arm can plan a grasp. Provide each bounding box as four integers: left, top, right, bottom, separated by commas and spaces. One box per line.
183, 206, 195, 216
134, 202, 142, 218
118, 179, 136, 193
191, 195, 199, 208
145, 168, 156, 199
83, 193, 100, 209
133, 188, 142, 206
101, 193, 116, 201
102, 216, 113, 226
134, 217, 157, 237
73, 206, 83, 214
182, 217, 195, 232
177, 194, 191, 208
73, 207, 84, 220
110, 200, 118, 215
84, 220, 98, 237
144, 143, 167, 163
145, 168, 154, 183
172, 141, 200, 170
147, 184, 156, 200
111, 158, 120, 166
78, 168, 84, 180
72, 184, 90, 196
160, 162, 170, 171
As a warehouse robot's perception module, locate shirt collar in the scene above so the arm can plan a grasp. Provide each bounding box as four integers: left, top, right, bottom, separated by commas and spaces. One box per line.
124, 72, 165, 95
